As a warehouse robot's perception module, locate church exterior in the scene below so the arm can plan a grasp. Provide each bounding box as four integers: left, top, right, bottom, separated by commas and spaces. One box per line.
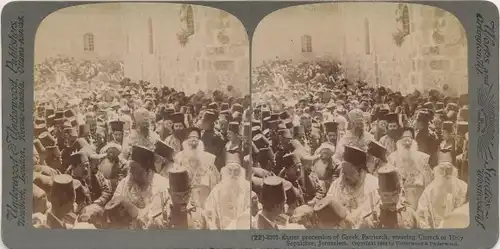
35, 3, 250, 94
252, 3, 468, 95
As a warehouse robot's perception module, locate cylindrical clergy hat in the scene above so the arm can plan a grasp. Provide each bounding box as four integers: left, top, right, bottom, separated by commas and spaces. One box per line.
253, 134, 269, 149
367, 141, 388, 162
231, 103, 244, 114
168, 167, 191, 193
279, 111, 289, 120
323, 122, 338, 133
203, 111, 217, 123
154, 140, 174, 160
251, 126, 262, 138
457, 121, 468, 135
109, 120, 124, 132
38, 132, 57, 147
442, 121, 454, 132
385, 113, 399, 125
458, 106, 468, 121
70, 151, 89, 166
261, 176, 285, 207
251, 119, 261, 127
171, 112, 185, 124
343, 145, 367, 168
377, 166, 401, 192
35, 124, 48, 137
228, 122, 240, 134
293, 125, 305, 136
79, 124, 90, 137
130, 145, 155, 170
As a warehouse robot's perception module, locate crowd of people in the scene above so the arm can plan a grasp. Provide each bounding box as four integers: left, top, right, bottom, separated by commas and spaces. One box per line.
32, 57, 469, 230
250, 59, 469, 229
32, 68, 253, 229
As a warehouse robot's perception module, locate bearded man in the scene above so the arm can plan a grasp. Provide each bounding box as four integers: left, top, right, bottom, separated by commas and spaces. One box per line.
121, 108, 160, 160
378, 113, 400, 154
416, 153, 468, 229
334, 109, 375, 162
164, 112, 185, 157
113, 145, 170, 228
327, 145, 379, 225
388, 127, 433, 210
204, 162, 251, 230
175, 127, 221, 208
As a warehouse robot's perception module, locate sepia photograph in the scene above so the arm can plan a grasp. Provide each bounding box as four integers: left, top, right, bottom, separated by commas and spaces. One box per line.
251, 3, 469, 229
32, 3, 252, 230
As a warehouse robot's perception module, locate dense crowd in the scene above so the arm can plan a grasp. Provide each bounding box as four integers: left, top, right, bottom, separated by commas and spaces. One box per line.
32, 64, 253, 229
32, 57, 469, 230
250, 59, 469, 229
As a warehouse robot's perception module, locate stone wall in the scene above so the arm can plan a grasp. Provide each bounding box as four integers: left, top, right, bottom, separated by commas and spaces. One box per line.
252, 3, 467, 95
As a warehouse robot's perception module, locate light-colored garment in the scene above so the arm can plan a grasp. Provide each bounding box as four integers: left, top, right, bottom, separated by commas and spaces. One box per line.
388, 150, 433, 210
175, 149, 220, 208
164, 135, 183, 157
334, 130, 374, 162
327, 173, 379, 225
204, 179, 251, 230
121, 129, 160, 160
416, 177, 468, 229
378, 135, 398, 154
113, 173, 170, 227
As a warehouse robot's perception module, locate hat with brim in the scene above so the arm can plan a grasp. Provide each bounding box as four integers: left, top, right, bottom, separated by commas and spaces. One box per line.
130, 145, 155, 170
367, 141, 388, 162
343, 145, 367, 168
154, 140, 174, 160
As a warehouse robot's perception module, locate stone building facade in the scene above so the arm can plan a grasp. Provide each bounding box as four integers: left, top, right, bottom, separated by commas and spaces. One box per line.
252, 3, 467, 95
35, 3, 250, 95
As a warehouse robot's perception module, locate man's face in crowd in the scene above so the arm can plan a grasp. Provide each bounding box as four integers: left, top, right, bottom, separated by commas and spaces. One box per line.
73, 162, 89, 179
202, 119, 213, 130
129, 161, 149, 187
285, 164, 301, 181
387, 122, 399, 139
341, 161, 362, 186
326, 131, 337, 143
113, 131, 123, 143
378, 120, 388, 131
169, 190, 191, 207
187, 130, 200, 149
173, 122, 184, 136
107, 148, 120, 162
64, 133, 77, 147
400, 130, 413, 149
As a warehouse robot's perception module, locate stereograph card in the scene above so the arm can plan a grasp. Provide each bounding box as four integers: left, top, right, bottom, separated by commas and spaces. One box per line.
1, 1, 498, 249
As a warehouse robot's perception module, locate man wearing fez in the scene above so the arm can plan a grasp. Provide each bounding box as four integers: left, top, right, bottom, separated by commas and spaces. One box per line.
164, 112, 186, 156
121, 108, 160, 160
65, 151, 112, 209
46, 174, 79, 229
200, 111, 226, 171
279, 153, 324, 206
327, 145, 379, 225
205, 162, 251, 230
358, 166, 421, 229
175, 127, 220, 208
313, 196, 353, 229
154, 140, 175, 178
253, 176, 286, 229
414, 110, 439, 167
225, 122, 243, 166
273, 128, 294, 175
98, 142, 128, 192
113, 145, 170, 227
378, 113, 400, 154
440, 121, 457, 165
291, 125, 312, 155
109, 120, 125, 145
417, 151, 468, 229
152, 167, 207, 229
334, 108, 375, 162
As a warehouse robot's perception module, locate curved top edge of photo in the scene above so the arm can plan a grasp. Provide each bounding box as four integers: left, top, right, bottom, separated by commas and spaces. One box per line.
34, 2, 250, 97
